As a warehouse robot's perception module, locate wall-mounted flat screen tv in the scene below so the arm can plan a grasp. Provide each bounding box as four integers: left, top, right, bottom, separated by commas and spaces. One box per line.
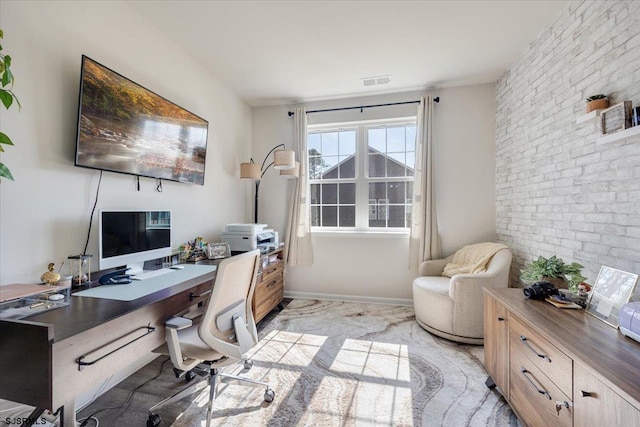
75, 55, 208, 185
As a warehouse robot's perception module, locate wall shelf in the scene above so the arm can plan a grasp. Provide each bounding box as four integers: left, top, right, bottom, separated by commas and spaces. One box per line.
575, 109, 605, 125
597, 125, 640, 144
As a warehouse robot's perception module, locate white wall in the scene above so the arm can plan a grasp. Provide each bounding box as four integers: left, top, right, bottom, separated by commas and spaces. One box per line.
252, 85, 497, 302
0, 1, 251, 284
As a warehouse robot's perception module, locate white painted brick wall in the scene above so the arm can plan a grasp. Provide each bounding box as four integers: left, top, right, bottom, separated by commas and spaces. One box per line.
495, 0, 640, 289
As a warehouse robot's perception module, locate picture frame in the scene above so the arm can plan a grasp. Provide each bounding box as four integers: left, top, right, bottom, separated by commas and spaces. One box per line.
585, 266, 639, 328
600, 101, 633, 135
205, 242, 231, 260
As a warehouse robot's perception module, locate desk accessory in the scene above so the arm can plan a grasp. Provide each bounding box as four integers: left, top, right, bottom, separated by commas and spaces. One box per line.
69, 254, 92, 287
240, 143, 298, 223
98, 269, 132, 285
586, 266, 638, 328
41, 262, 61, 286
205, 242, 231, 259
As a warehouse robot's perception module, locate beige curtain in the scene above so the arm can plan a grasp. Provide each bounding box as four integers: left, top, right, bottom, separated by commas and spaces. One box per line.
284, 108, 313, 266
409, 96, 441, 268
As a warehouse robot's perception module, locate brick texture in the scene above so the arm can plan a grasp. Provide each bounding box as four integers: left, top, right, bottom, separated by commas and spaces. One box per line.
495, 0, 640, 288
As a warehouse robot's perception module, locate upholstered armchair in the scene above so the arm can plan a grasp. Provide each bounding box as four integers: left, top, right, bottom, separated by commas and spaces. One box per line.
412, 248, 512, 344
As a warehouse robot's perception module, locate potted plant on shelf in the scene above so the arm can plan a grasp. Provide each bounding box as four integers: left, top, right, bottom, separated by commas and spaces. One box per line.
585, 94, 609, 113
520, 255, 587, 293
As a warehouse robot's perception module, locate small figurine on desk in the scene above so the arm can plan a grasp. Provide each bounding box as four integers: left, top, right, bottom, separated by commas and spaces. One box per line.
41, 262, 61, 286
577, 282, 591, 308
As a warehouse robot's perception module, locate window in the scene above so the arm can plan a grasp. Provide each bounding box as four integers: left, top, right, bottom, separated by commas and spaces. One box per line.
308, 118, 416, 231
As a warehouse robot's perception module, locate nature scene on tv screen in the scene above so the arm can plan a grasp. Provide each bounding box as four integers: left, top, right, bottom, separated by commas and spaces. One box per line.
76, 57, 208, 184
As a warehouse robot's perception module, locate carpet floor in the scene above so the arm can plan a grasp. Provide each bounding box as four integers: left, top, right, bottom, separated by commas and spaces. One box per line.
169, 299, 518, 427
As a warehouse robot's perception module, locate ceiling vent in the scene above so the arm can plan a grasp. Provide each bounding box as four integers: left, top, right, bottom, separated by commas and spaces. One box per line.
362, 75, 391, 87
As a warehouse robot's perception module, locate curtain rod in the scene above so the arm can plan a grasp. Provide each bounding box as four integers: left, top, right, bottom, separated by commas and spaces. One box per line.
287, 97, 439, 117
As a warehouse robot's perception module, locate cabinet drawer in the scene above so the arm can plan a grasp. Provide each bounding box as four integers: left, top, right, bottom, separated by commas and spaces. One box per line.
260, 260, 283, 281
510, 343, 572, 427
254, 286, 283, 322
510, 314, 572, 397
52, 302, 165, 409
255, 272, 283, 301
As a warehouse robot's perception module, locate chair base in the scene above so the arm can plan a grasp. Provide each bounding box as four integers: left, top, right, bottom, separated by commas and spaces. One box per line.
148, 361, 274, 427
415, 317, 484, 345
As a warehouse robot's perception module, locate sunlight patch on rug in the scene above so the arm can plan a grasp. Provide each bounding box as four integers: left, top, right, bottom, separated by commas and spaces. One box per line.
170, 299, 517, 427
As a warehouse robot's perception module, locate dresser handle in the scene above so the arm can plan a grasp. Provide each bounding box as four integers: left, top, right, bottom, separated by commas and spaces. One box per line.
497, 317, 505, 321
520, 335, 551, 362
581, 390, 592, 397
520, 367, 552, 400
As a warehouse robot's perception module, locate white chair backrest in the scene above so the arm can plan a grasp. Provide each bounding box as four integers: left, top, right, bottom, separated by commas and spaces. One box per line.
198, 250, 261, 360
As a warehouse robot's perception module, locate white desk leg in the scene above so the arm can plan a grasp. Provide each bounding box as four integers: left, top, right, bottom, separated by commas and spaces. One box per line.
61, 400, 76, 427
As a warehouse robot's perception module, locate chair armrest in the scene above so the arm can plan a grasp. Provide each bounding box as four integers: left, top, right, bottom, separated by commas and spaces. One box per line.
166, 317, 192, 330
419, 254, 454, 276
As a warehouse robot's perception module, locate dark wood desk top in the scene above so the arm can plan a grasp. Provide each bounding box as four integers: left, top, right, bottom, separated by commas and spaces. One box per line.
485, 288, 640, 406
2, 267, 218, 342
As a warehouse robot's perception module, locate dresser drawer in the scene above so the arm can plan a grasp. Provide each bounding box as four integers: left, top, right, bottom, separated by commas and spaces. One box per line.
510, 343, 573, 427
255, 271, 283, 301
254, 284, 283, 322
509, 314, 572, 397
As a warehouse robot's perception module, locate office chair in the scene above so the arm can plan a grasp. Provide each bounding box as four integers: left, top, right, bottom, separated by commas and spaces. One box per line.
147, 250, 274, 427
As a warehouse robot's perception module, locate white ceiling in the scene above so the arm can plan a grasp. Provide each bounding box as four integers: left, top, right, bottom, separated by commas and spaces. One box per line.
129, 0, 569, 107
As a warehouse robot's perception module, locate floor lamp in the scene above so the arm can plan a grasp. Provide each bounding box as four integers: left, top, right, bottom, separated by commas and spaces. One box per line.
240, 144, 298, 223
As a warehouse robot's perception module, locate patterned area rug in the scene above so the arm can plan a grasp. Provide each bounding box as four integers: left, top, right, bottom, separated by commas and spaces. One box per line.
171, 299, 518, 427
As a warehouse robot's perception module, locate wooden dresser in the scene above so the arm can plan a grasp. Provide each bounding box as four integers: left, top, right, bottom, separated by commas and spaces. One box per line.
253, 248, 285, 322
484, 288, 640, 427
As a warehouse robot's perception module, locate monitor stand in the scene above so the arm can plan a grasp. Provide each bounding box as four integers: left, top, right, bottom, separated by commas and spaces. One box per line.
126, 262, 145, 276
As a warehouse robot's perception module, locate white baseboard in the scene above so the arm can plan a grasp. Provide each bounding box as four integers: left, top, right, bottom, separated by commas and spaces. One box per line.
284, 291, 413, 306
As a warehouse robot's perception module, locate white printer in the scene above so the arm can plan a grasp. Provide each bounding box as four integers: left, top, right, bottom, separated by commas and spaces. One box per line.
222, 223, 279, 253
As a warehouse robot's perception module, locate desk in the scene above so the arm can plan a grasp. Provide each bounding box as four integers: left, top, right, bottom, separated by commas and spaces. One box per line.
0, 264, 217, 427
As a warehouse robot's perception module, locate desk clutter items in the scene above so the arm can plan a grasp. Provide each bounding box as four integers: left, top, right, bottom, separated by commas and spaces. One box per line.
0, 283, 69, 320
179, 237, 208, 263
68, 253, 92, 287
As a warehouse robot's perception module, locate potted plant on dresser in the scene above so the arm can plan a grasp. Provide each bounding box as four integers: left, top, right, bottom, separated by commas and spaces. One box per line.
520, 255, 586, 292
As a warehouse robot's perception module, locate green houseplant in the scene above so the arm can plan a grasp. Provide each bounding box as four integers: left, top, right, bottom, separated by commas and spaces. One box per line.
0, 28, 20, 182
585, 94, 609, 113
520, 255, 587, 293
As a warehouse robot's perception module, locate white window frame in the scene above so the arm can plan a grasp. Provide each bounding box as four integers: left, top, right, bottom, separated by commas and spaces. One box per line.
308, 117, 416, 233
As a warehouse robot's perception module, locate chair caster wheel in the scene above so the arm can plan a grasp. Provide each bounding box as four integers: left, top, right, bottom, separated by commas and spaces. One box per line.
244, 359, 253, 370
147, 412, 161, 427
264, 388, 275, 402
185, 370, 196, 382
173, 367, 182, 379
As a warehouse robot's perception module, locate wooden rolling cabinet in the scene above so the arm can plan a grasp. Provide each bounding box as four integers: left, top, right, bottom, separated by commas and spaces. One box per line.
253, 248, 284, 322
484, 288, 640, 427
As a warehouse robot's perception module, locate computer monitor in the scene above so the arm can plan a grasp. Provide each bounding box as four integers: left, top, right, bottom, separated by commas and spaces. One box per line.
99, 210, 172, 274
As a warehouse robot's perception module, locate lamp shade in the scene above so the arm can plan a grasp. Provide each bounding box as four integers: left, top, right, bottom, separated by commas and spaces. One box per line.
240, 162, 261, 180
273, 149, 295, 170
280, 161, 299, 179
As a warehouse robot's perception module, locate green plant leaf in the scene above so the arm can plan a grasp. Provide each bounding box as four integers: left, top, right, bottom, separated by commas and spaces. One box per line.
0, 88, 12, 109
0, 29, 4, 39
1, 67, 12, 87
0, 162, 14, 181
0, 131, 13, 146
4, 54, 11, 68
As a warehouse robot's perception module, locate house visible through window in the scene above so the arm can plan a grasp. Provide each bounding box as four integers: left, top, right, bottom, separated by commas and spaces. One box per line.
308, 118, 416, 231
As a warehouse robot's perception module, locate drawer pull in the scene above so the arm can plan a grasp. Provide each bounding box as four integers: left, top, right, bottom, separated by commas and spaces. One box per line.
266, 279, 277, 288
581, 390, 592, 397
520, 367, 552, 400
497, 317, 505, 321
76, 324, 156, 371
555, 400, 571, 415
520, 335, 551, 362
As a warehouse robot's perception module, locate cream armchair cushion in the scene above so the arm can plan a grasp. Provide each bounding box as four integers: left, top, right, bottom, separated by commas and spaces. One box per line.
412, 247, 512, 344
